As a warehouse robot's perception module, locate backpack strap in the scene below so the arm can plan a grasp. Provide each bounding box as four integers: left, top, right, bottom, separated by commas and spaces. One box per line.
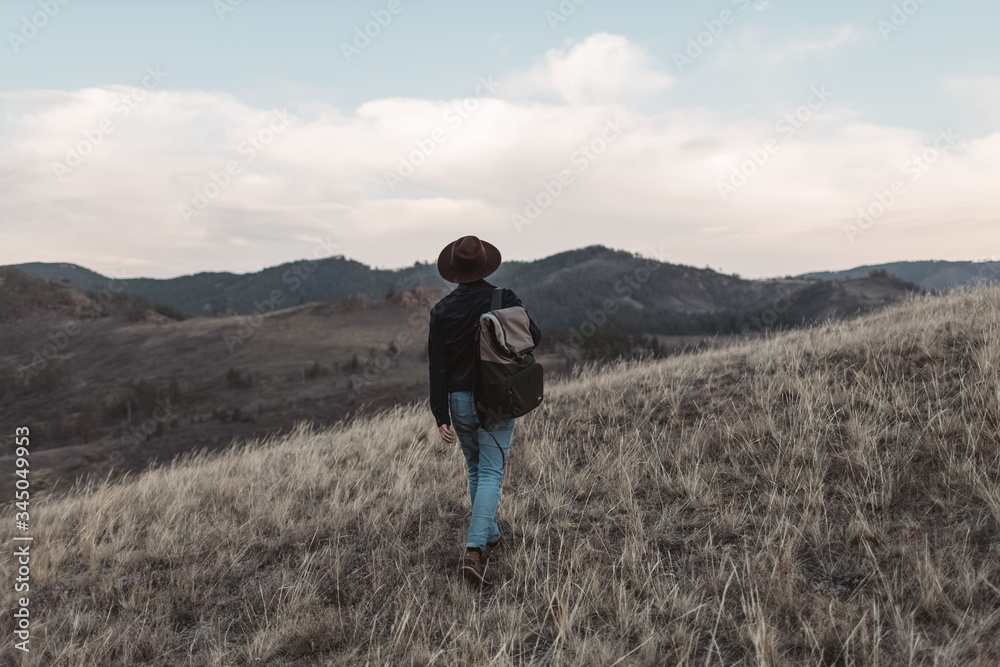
490, 287, 503, 311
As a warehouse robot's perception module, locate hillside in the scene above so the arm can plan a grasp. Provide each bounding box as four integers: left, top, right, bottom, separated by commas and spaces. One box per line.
3, 263, 114, 294
8, 247, 923, 336
0, 267, 76, 320
2, 284, 998, 665
801, 259, 1000, 292
0, 264, 919, 500
11, 247, 789, 324
0, 272, 484, 500
761, 269, 922, 327
8, 256, 436, 318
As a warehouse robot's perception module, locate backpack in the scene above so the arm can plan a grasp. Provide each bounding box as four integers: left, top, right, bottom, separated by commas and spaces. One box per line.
473, 287, 544, 428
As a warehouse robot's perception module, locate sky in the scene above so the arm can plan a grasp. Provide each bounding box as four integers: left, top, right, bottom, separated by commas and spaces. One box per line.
0, 0, 997, 279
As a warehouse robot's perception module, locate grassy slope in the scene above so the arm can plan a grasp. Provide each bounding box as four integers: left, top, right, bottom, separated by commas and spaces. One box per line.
2, 285, 1000, 666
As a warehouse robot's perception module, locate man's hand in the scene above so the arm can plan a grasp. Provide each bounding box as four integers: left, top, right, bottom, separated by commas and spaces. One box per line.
438, 424, 457, 444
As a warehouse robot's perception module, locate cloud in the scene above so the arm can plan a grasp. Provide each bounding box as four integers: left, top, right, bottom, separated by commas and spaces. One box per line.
0, 33, 997, 279
502, 32, 674, 105
785, 25, 861, 53
719, 24, 863, 67
947, 76, 1000, 110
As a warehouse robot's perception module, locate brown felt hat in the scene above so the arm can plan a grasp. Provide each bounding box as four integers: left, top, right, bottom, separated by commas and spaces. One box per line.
437, 235, 502, 283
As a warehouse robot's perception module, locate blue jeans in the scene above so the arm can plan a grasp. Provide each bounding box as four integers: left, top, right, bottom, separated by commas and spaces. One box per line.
449, 390, 515, 551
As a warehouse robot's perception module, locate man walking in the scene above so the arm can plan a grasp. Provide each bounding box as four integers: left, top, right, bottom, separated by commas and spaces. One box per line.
428, 235, 542, 586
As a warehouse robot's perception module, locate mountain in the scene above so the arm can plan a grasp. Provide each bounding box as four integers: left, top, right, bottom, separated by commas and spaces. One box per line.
16, 246, 772, 320
800, 259, 1000, 291
5, 246, 921, 335
3, 282, 997, 664
6, 261, 114, 292
10, 256, 445, 318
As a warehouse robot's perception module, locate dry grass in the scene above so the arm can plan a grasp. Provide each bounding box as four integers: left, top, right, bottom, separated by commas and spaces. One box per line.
3, 284, 1000, 666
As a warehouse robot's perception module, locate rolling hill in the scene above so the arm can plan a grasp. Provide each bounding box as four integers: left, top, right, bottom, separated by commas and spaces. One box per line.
1, 282, 997, 665
801, 259, 1000, 291
0, 258, 924, 500
0, 270, 457, 500
8, 246, 924, 335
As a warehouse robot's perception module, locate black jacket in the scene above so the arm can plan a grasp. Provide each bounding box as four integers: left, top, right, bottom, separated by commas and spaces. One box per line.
428, 279, 541, 427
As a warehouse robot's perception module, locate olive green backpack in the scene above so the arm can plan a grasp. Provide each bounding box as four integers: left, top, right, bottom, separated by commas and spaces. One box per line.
472, 288, 544, 428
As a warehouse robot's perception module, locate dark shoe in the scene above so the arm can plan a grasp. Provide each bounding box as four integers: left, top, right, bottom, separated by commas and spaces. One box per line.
461, 550, 493, 586
481, 539, 503, 562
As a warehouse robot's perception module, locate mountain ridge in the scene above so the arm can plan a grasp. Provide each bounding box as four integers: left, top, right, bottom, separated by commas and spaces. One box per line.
8, 246, 951, 335
799, 259, 1000, 291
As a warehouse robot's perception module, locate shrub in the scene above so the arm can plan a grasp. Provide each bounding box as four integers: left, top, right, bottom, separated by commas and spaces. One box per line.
304, 362, 329, 381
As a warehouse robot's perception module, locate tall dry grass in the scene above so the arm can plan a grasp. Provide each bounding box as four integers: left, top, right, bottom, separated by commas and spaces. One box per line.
2, 284, 1000, 666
